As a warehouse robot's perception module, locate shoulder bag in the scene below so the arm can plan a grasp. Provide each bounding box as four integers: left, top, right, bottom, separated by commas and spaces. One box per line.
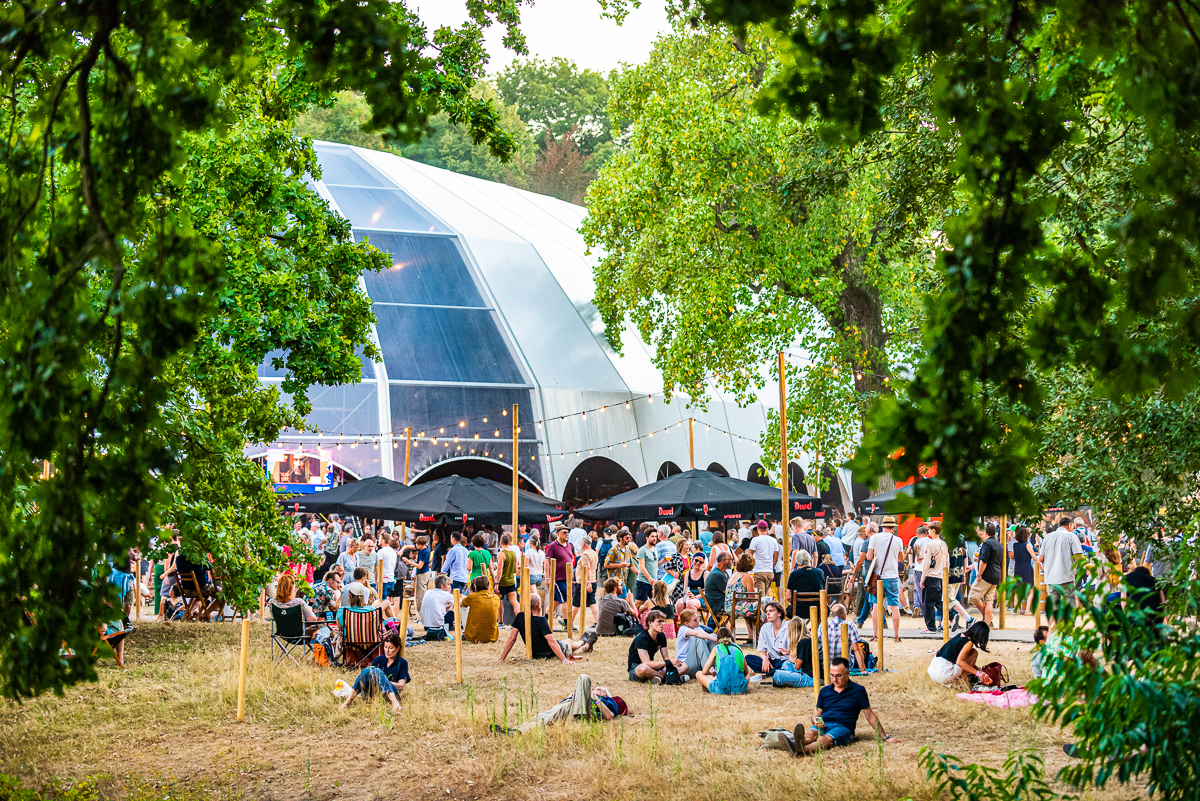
866, 534, 898, 594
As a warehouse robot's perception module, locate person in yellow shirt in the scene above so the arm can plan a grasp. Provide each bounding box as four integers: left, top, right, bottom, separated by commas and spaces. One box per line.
460, 576, 501, 643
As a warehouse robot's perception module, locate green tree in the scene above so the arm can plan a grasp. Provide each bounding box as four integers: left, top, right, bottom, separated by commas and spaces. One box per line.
0, 0, 528, 699
648, 0, 1200, 541
497, 56, 614, 158
581, 26, 953, 478
296, 86, 536, 187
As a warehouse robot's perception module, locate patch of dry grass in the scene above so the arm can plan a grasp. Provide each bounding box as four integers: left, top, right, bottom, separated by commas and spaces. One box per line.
0, 622, 1148, 800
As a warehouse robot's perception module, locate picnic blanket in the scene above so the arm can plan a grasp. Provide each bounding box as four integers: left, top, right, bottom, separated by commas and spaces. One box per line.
957, 688, 1037, 708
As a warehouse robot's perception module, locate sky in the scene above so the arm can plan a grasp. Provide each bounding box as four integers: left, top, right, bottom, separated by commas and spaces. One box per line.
414, 0, 673, 75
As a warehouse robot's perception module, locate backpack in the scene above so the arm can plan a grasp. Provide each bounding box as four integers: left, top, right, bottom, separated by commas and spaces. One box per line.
661, 660, 684, 686
714, 643, 746, 687
612, 612, 637, 636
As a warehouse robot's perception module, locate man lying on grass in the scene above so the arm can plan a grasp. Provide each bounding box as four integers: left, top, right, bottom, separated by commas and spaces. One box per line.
494, 593, 595, 664
795, 657, 900, 755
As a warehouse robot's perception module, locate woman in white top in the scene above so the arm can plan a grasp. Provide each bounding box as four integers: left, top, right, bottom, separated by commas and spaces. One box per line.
707, 530, 733, 571
675, 608, 717, 677
524, 535, 545, 587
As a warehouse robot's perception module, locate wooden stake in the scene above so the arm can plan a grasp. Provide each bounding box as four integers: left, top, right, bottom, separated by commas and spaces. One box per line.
809, 606, 822, 707
453, 589, 463, 684
778, 352, 790, 594
403, 427, 412, 484
943, 564, 951, 645
999, 515, 1008, 630
566, 561, 575, 638
236, 618, 250, 721
398, 593, 410, 660
545, 558, 556, 630
134, 557, 142, 621
841, 621, 849, 661
819, 589, 830, 683
876, 581, 886, 671
523, 564, 533, 660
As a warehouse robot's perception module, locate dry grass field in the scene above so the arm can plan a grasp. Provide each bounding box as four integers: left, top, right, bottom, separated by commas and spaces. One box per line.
0, 619, 1148, 801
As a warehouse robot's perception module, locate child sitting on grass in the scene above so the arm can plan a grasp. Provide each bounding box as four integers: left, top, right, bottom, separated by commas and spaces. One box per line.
1030, 625, 1049, 679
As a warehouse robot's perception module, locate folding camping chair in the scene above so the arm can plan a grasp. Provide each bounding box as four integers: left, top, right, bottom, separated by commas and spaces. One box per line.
269, 603, 320, 666
340, 607, 385, 668
176, 572, 203, 621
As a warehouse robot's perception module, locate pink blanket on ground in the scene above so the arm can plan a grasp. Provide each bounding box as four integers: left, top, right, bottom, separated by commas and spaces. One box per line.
957, 688, 1038, 708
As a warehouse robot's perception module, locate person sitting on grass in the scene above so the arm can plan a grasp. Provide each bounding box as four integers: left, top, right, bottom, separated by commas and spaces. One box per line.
339, 632, 408, 714
1030, 625, 1050, 679
926, 621, 993, 687
795, 657, 899, 755
675, 608, 718, 677
460, 575, 500, 644
746, 600, 788, 677
627, 610, 685, 684
419, 574, 455, 641
596, 577, 638, 636
771, 617, 815, 688
162, 584, 185, 621
494, 593, 595, 664
696, 626, 750, 695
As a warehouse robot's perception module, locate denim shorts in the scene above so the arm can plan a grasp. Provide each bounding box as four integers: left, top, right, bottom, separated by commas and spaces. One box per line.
869, 577, 901, 607
810, 724, 854, 747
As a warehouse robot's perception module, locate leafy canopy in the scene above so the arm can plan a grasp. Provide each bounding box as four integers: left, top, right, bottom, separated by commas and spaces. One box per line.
0, 0, 527, 699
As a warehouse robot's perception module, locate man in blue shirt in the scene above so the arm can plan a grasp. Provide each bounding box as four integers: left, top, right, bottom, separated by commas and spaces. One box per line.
796, 657, 898, 754
441, 531, 471, 592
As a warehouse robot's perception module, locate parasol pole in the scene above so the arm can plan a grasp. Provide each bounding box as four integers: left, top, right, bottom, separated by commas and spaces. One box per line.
403, 426, 412, 483
512, 403, 519, 547
779, 353, 789, 585
999, 515, 1007, 630
688, 417, 697, 541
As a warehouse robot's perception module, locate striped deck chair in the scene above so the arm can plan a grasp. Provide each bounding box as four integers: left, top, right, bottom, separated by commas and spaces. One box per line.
340, 607, 385, 668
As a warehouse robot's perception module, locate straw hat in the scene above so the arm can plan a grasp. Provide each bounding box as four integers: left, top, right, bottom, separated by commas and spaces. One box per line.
881, 516, 898, 528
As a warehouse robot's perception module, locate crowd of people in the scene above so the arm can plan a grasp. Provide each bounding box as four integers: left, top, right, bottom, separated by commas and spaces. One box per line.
118, 507, 1169, 755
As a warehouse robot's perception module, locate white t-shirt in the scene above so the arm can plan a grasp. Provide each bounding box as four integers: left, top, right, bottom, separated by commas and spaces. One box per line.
737, 525, 751, 543
749, 533, 781, 573
1042, 527, 1083, 585
378, 545, 397, 582
568, 527, 586, 555
420, 587, 455, 629
868, 532, 902, 580
524, 547, 545, 575
910, 537, 929, 571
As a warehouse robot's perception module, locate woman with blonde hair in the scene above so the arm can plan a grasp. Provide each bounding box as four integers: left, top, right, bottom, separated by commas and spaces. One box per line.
771, 617, 815, 688
645, 580, 677, 638
336, 538, 359, 577
676, 608, 717, 676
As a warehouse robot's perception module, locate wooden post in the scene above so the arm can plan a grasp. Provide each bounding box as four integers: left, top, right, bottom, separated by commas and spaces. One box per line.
688, 417, 695, 469
566, 560, 575, 638
259, 589, 265, 622
819, 589, 830, 683
999, 516, 1008, 630
403, 427, 412, 484
523, 564, 533, 659
1034, 561, 1042, 630
236, 618, 250, 721
545, 557, 556, 630
809, 606, 822, 707
942, 564, 951, 645
840, 621, 849, 661
453, 589, 463, 684
398, 594, 410, 659
778, 352, 790, 594
376, 560, 383, 600
876, 581, 885, 671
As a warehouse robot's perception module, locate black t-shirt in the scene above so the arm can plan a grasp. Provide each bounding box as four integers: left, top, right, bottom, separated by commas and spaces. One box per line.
1124, 570, 1163, 614
514, 614, 556, 659
627, 630, 668, 670
937, 634, 970, 663
816, 539, 831, 562
978, 538, 1003, 584
370, 654, 411, 683
787, 567, 826, 618
175, 550, 207, 582
817, 681, 870, 734
795, 637, 814, 676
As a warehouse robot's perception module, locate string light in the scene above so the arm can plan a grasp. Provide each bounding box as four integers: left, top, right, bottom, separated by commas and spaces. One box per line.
483, 416, 488, 423
625, 401, 630, 409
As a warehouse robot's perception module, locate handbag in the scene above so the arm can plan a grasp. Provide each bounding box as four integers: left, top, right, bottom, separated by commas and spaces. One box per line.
979, 661, 1008, 687
866, 534, 898, 594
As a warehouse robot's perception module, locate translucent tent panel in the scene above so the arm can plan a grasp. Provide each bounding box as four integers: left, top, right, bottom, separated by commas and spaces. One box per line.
357, 231, 486, 308
312, 142, 392, 188
388, 384, 535, 436
324, 185, 448, 233
257, 348, 375, 381
374, 305, 524, 384
279, 383, 379, 437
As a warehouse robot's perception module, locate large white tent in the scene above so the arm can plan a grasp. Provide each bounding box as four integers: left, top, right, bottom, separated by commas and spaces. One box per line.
255, 141, 855, 509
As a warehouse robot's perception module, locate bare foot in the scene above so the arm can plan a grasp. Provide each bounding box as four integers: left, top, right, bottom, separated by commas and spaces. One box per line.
391, 701, 402, 713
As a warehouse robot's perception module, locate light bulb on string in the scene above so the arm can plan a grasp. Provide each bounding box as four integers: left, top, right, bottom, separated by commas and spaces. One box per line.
625, 401, 630, 409
502, 409, 507, 416
647, 395, 653, 403
439, 427, 444, 433
459, 421, 465, 428
582, 411, 587, 419
494, 430, 500, 437
483, 416, 488, 423
600, 406, 606, 412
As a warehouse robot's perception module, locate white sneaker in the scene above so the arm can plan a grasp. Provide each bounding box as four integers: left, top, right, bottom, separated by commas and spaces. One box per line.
748, 674, 763, 683
649, 676, 662, 686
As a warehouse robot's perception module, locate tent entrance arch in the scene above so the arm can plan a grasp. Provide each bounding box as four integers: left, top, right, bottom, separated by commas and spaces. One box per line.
656, 461, 683, 481
563, 456, 638, 508
410, 457, 544, 495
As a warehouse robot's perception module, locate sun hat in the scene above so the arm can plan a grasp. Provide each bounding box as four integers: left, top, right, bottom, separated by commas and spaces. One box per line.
881, 516, 898, 527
